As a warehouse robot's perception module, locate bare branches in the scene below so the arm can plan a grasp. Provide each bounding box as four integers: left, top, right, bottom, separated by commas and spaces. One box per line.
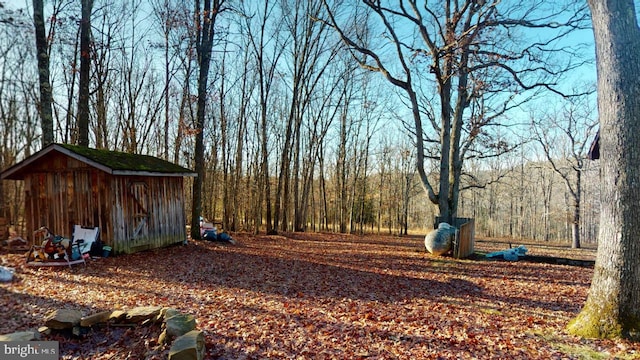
319, 2, 409, 91
321, 0, 591, 220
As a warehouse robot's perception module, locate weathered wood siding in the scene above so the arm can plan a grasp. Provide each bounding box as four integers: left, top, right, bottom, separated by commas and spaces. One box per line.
111, 176, 186, 254
0, 217, 7, 240
454, 219, 475, 259
23, 153, 107, 244
21, 152, 187, 253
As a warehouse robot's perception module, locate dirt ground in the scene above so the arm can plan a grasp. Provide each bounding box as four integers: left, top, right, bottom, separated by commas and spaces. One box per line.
1, 232, 638, 359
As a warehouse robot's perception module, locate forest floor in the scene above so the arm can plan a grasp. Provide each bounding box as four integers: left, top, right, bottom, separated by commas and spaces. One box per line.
1, 232, 639, 359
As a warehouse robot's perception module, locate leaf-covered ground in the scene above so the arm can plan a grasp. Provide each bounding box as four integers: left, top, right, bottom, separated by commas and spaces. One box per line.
1, 232, 639, 359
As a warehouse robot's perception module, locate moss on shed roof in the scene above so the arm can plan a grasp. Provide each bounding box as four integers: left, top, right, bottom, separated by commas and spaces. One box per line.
59, 143, 192, 173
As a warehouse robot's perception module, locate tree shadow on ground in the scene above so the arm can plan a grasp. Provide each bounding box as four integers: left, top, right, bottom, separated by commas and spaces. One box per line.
3, 232, 595, 359
81, 234, 588, 315
0, 286, 86, 333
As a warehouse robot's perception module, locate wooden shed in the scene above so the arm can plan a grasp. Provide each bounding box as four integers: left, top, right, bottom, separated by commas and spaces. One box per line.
588, 130, 600, 160
0, 143, 196, 254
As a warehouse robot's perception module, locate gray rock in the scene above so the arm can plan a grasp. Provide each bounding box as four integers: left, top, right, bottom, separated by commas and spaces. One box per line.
125, 306, 163, 323
161, 307, 181, 322
166, 313, 197, 338
44, 309, 82, 329
0, 331, 39, 341
168, 330, 205, 360
80, 311, 112, 327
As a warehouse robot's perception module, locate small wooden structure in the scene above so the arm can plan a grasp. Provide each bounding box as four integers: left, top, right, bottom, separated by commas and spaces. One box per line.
0, 217, 7, 241
588, 130, 600, 160
454, 219, 475, 259
0, 143, 196, 255
434, 217, 475, 259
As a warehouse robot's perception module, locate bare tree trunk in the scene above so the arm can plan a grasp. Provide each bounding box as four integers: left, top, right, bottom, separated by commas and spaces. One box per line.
318, 146, 329, 231
242, 0, 287, 234
323, 0, 588, 228
337, 110, 347, 233
190, 0, 225, 241
273, 0, 338, 233
401, 173, 410, 236
568, 0, 640, 340
33, 0, 54, 147
91, 8, 115, 150
77, 0, 93, 147
160, 0, 171, 160
519, 154, 525, 239
260, 106, 273, 234
532, 94, 596, 247
64, 33, 79, 144
571, 170, 582, 248
230, 47, 250, 232
292, 117, 302, 232
376, 146, 389, 235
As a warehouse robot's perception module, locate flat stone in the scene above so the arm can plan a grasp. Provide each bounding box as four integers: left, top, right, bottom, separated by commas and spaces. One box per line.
110, 310, 127, 322
126, 306, 163, 323
44, 309, 82, 329
80, 311, 113, 327
168, 330, 205, 360
0, 331, 39, 341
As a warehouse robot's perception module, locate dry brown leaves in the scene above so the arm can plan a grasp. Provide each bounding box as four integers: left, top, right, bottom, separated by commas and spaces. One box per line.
1, 232, 638, 359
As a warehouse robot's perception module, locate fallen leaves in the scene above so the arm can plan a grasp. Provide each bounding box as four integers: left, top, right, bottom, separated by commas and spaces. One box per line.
1, 232, 638, 359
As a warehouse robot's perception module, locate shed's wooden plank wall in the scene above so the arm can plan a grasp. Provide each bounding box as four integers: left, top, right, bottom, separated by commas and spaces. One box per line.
111, 176, 186, 254
24, 169, 106, 244
21, 152, 187, 253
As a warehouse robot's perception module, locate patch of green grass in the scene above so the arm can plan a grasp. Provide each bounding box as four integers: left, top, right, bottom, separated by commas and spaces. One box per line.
429, 257, 458, 267
554, 343, 610, 360
479, 308, 502, 315
532, 331, 640, 360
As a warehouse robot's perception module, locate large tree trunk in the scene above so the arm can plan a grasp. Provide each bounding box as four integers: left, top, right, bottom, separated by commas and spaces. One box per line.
190, 0, 224, 241
33, 0, 54, 147
567, 0, 640, 340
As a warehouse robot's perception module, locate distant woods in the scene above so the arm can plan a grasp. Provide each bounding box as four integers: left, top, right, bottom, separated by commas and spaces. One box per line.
0, 0, 597, 245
